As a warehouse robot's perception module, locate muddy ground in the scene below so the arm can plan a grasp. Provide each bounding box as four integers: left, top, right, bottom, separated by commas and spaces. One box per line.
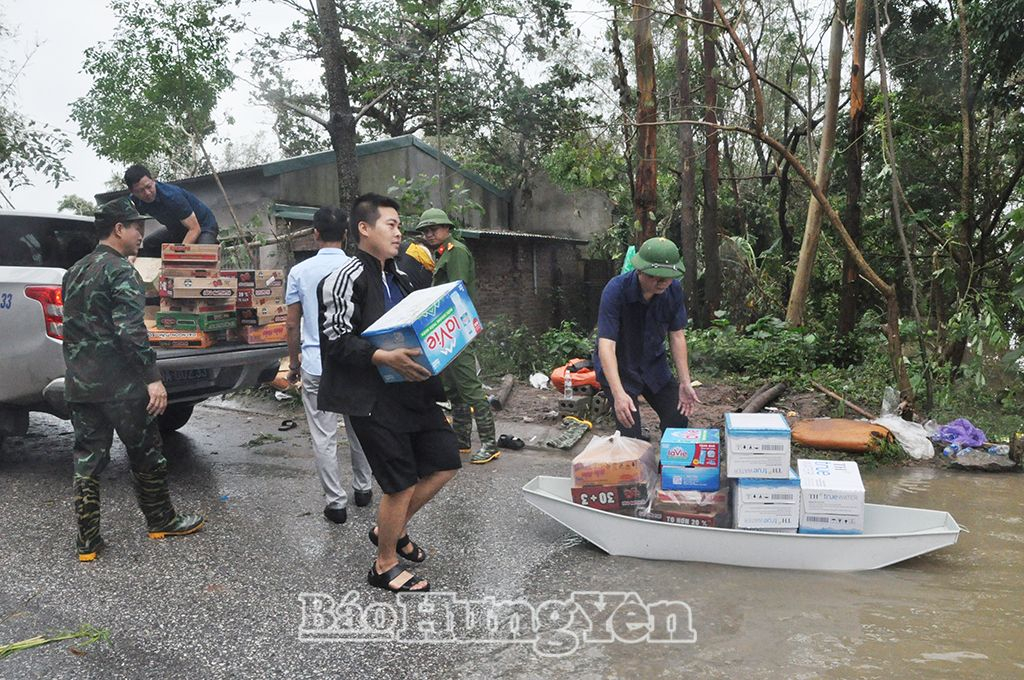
492, 378, 832, 436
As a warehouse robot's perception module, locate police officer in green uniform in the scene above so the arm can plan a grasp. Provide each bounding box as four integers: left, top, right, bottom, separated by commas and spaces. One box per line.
416, 208, 500, 464
63, 197, 204, 562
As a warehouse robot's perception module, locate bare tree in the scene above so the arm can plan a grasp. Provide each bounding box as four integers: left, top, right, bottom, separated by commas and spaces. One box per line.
675, 0, 699, 320
633, 1, 659, 242
701, 0, 722, 319
785, 0, 845, 326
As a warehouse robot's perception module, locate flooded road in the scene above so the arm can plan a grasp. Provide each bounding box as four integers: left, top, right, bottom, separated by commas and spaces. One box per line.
1, 403, 1021, 678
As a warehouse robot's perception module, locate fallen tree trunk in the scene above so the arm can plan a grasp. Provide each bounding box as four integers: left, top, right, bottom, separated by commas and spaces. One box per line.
488, 374, 515, 411
741, 383, 787, 413
810, 381, 876, 419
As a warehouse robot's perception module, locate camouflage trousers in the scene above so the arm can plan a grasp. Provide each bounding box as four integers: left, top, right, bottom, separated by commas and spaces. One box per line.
70, 399, 176, 553
441, 349, 495, 450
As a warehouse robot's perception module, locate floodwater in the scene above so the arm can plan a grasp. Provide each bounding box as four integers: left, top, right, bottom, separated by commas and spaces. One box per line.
522, 465, 1024, 679
2, 406, 1021, 678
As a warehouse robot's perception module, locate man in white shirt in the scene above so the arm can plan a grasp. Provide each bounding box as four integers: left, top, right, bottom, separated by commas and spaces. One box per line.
285, 206, 373, 524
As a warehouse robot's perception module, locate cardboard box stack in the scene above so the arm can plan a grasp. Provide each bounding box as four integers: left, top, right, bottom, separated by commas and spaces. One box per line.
362, 281, 483, 382
220, 268, 287, 344
732, 468, 801, 532
147, 244, 238, 349
570, 434, 651, 516
796, 459, 865, 534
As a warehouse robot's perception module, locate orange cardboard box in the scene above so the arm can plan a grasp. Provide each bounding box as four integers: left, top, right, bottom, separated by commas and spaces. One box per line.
147, 325, 217, 349
236, 287, 285, 308
238, 322, 287, 344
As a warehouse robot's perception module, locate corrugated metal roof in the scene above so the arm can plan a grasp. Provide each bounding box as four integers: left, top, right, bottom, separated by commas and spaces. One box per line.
270, 204, 588, 244
96, 135, 511, 204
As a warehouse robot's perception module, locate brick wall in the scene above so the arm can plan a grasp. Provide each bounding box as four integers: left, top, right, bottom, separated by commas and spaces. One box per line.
469, 237, 595, 333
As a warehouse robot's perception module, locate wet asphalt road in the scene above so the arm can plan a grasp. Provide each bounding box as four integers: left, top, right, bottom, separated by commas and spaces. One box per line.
1, 398, 1015, 678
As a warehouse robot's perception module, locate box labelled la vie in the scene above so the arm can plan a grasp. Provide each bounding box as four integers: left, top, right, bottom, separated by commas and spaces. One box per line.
660, 428, 721, 491
362, 281, 483, 383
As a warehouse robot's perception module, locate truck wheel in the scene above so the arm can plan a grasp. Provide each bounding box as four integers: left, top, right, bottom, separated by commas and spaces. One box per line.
158, 403, 196, 433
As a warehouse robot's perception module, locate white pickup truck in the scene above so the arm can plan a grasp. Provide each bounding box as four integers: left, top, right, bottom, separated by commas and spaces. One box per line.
0, 211, 287, 449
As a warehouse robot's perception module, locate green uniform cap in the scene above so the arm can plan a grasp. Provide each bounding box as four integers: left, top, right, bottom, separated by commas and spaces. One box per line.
631, 237, 684, 278
415, 207, 455, 232
95, 196, 150, 225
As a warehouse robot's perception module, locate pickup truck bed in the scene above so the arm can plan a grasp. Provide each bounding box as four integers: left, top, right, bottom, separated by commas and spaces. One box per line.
0, 210, 288, 445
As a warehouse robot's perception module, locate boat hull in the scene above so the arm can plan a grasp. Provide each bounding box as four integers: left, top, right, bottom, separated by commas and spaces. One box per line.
523, 476, 960, 571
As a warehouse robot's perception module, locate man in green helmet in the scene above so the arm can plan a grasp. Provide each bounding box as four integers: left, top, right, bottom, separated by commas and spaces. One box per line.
415, 208, 499, 464
63, 197, 205, 562
593, 236, 700, 439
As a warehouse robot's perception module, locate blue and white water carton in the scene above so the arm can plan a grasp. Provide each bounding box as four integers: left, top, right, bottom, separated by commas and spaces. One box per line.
362, 280, 483, 383
732, 468, 801, 529
797, 459, 865, 534
660, 428, 721, 492
724, 412, 792, 478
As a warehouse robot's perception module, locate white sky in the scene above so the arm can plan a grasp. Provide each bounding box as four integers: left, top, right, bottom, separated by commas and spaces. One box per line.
3, 0, 610, 212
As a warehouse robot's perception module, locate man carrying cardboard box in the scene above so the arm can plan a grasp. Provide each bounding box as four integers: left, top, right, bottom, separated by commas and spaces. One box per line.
416, 208, 500, 465
285, 206, 373, 525
594, 237, 700, 439
318, 193, 461, 593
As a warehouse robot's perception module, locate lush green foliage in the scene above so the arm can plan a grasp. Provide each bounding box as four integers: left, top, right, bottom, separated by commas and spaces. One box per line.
0, 22, 71, 191
476, 318, 593, 379
71, 0, 237, 177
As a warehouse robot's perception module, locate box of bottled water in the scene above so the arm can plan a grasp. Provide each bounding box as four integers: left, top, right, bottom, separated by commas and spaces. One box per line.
363, 280, 483, 382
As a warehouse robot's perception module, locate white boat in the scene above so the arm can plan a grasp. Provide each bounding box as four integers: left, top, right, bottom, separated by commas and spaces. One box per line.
522, 476, 961, 571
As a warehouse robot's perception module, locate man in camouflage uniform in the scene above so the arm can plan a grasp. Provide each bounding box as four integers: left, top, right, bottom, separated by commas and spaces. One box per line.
63, 197, 204, 562
415, 208, 499, 464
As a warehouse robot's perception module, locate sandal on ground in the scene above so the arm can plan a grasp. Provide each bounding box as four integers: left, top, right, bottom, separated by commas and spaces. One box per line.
368, 526, 428, 563
278, 419, 297, 431
497, 434, 526, 450
367, 561, 430, 593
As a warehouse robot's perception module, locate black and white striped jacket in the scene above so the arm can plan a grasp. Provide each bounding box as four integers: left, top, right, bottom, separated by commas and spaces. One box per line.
316, 249, 444, 417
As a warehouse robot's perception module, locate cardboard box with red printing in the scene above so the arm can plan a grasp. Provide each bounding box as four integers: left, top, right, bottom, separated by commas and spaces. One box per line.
237, 322, 287, 344
160, 297, 236, 313
161, 243, 220, 266
221, 269, 284, 289
636, 508, 731, 527
161, 267, 220, 279
238, 304, 288, 326
571, 483, 649, 516
235, 287, 285, 308
159, 276, 237, 300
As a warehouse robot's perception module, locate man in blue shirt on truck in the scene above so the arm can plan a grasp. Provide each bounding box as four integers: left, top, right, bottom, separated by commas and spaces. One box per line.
124, 164, 219, 257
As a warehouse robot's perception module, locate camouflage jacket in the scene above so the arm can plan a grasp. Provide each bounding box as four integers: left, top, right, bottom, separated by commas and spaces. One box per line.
432, 236, 477, 301
62, 244, 161, 402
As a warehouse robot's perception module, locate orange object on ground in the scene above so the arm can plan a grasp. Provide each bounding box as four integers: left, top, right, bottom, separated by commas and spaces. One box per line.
790, 418, 894, 453
550, 358, 601, 391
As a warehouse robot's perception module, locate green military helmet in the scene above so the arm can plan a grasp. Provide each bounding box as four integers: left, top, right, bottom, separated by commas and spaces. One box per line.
631, 237, 684, 279
416, 207, 455, 232
95, 196, 150, 225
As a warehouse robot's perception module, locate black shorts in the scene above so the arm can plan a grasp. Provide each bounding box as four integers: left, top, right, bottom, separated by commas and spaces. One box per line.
349, 416, 462, 494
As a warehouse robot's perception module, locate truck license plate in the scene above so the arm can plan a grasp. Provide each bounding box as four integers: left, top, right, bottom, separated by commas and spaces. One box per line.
162, 368, 211, 387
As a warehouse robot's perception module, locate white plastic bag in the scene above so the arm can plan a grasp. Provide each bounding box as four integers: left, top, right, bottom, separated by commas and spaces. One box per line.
529, 372, 550, 389
871, 415, 934, 460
